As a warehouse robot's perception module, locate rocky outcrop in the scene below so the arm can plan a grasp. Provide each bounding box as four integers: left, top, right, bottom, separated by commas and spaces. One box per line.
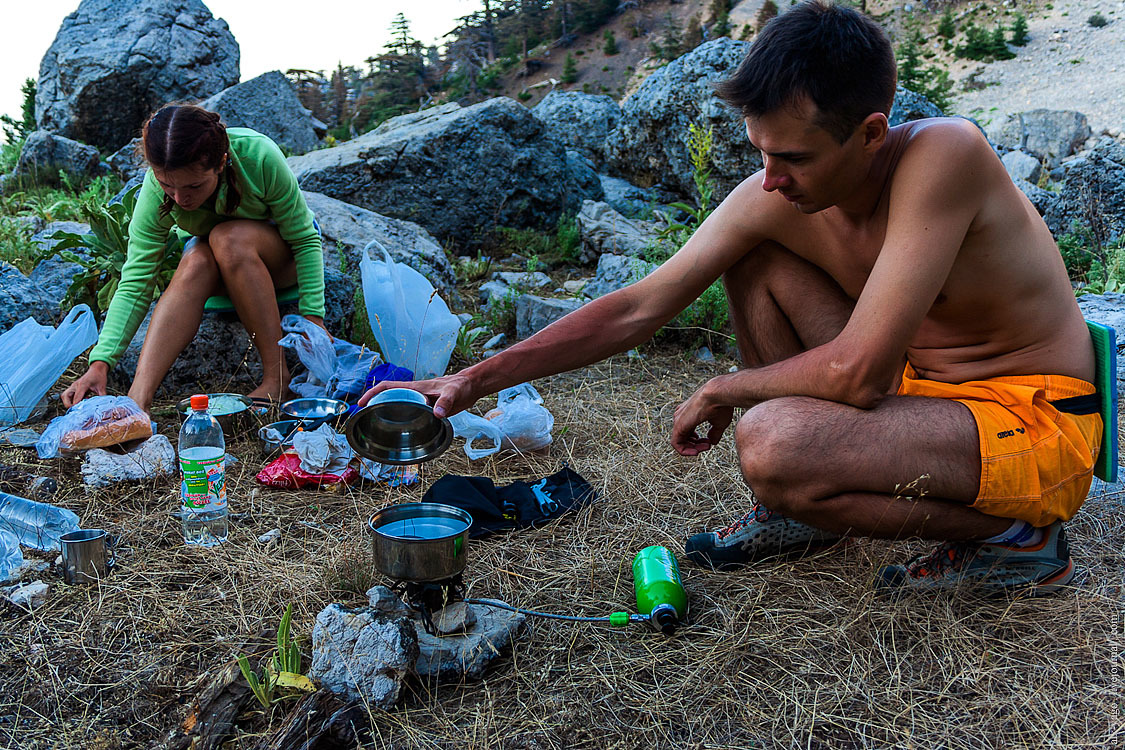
564, 150, 605, 214
35, 0, 239, 152
302, 191, 456, 296
598, 174, 657, 218
1002, 150, 1043, 184
533, 90, 621, 167
288, 98, 568, 243
988, 110, 1092, 169
0, 263, 56, 329
576, 200, 662, 263
14, 131, 105, 186
27, 222, 91, 310
606, 39, 755, 203
888, 85, 943, 126
1044, 137, 1125, 244
199, 71, 322, 155
515, 295, 585, 339
106, 138, 146, 182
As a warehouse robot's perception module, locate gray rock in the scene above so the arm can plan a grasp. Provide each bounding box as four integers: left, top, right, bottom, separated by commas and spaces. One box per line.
606, 39, 754, 203
1044, 138, 1125, 244
888, 85, 943, 126
515, 295, 585, 340
564, 150, 605, 214
562, 279, 589, 295
199, 71, 322, 155
0, 262, 56, 330
28, 222, 91, 309
1001, 150, 1043, 184
576, 200, 662, 263
1076, 291, 1125, 391
1012, 178, 1060, 218
303, 191, 455, 296
483, 333, 507, 350
106, 138, 146, 182
582, 253, 658, 300
366, 585, 411, 617
80, 434, 176, 488
14, 131, 105, 187
532, 90, 621, 167
8, 580, 50, 609
35, 0, 240, 152
289, 98, 568, 243
415, 601, 525, 681
988, 110, 1092, 169
598, 174, 657, 218
696, 346, 715, 362
110, 266, 354, 393
479, 280, 514, 307
492, 271, 552, 289
309, 603, 418, 708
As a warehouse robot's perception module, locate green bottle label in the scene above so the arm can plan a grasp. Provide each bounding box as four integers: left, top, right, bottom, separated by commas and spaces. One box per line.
180, 449, 226, 513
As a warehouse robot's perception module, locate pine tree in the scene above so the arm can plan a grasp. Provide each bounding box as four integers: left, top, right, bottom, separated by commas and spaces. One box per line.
1, 78, 36, 143
1010, 13, 1030, 46
989, 25, 1015, 60
684, 14, 704, 50
603, 29, 619, 55
562, 53, 578, 84
937, 11, 956, 38
755, 0, 779, 32
661, 12, 683, 59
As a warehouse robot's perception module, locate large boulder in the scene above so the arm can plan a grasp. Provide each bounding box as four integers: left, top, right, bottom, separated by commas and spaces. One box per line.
35, 0, 239, 153
888, 85, 943, 126
14, 131, 105, 187
0, 263, 56, 329
598, 174, 657, 218
575, 200, 662, 263
199, 71, 322, 155
288, 98, 568, 244
106, 137, 146, 182
515, 295, 585, 339
1044, 137, 1125, 244
564, 150, 605, 214
27, 221, 91, 310
532, 90, 621, 167
582, 253, 657, 300
987, 110, 1092, 169
302, 191, 456, 296
606, 38, 755, 203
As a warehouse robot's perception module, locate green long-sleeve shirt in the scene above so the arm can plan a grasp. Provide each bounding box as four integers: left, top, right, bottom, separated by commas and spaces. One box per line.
89, 127, 325, 368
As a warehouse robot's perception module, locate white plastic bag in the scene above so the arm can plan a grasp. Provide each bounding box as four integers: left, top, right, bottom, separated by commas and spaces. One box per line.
360, 239, 460, 379
278, 315, 381, 401
449, 411, 505, 460
0, 305, 99, 427
486, 384, 554, 451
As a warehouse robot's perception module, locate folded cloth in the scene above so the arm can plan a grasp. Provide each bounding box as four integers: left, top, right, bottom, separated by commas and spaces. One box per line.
421, 466, 596, 538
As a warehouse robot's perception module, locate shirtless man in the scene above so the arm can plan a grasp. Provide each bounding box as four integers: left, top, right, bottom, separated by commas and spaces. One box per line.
361, 1, 1103, 594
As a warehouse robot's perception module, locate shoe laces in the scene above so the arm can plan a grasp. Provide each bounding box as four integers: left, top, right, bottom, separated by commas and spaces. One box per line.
906, 541, 973, 580
715, 503, 773, 541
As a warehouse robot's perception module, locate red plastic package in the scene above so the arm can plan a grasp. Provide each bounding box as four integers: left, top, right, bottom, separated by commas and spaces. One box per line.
255, 450, 358, 489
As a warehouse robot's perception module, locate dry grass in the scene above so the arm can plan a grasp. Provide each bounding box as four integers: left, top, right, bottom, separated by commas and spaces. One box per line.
2, 348, 1123, 748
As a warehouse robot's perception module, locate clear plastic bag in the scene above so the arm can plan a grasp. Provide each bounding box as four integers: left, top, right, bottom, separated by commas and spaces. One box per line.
486, 384, 554, 451
0, 305, 99, 427
449, 411, 505, 460
278, 315, 382, 401
36, 395, 152, 459
360, 239, 460, 379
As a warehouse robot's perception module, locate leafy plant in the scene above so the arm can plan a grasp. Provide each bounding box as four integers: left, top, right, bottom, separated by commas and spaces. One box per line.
456, 250, 492, 282
660, 123, 715, 240
937, 11, 956, 39
0, 216, 39, 273
47, 183, 180, 317
483, 288, 520, 334
237, 603, 314, 710
454, 322, 485, 363
603, 29, 619, 55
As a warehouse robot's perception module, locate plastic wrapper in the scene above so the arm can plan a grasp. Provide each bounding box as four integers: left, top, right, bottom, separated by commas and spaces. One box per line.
360, 239, 460, 379
448, 383, 554, 459
0, 305, 99, 428
278, 315, 382, 401
36, 395, 153, 459
255, 450, 358, 490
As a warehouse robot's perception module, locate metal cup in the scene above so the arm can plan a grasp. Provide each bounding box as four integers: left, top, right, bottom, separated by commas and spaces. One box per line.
60, 529, 114, 584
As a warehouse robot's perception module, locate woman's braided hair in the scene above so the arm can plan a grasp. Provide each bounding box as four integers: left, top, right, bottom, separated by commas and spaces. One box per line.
139, 103, 242, 216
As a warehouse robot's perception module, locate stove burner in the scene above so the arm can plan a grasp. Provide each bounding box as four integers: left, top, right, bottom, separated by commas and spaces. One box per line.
391, 574, 465, 635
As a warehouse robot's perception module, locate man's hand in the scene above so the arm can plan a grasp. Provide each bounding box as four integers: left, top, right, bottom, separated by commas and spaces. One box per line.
671, 380, 735, 456
61, 361, 109, 408
359, 373, 476, 419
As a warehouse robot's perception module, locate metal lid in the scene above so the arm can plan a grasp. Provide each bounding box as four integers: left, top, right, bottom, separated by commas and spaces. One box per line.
345, 397, 453, 465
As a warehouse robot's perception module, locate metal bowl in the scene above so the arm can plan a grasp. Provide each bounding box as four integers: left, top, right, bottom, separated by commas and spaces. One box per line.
257, 419, 304, 458
367, 502, 473, 582
345, 391, 453, 465
177, 393, 255, 434
280, 397, 349, 430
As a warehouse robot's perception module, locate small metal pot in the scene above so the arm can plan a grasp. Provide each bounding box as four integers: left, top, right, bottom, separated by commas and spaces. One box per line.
177, 393, 256, 434
345, 389, 453, 465
367, 502, 473, 583
280, 397, 349, 430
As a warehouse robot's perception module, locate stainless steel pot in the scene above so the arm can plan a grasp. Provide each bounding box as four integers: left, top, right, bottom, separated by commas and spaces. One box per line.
176, 393, 256, 435
367, 502, 473, 582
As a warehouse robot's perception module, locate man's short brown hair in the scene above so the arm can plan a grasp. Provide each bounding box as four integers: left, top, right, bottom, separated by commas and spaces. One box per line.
718, 1, 896, 143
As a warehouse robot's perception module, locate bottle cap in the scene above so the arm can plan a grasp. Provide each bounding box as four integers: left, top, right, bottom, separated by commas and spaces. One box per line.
190, 394, 209, 411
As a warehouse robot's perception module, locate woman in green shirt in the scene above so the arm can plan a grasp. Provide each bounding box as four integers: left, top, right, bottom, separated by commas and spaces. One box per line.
62, 104, 327, 413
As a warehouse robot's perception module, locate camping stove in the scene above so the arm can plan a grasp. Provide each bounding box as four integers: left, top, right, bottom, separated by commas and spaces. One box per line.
390, 573, 466, 635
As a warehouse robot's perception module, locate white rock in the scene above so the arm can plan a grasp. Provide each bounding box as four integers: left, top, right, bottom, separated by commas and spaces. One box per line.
9, 580, 49, 609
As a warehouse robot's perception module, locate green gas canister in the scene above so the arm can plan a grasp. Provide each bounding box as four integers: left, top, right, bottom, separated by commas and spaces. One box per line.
632, 545, 688, 635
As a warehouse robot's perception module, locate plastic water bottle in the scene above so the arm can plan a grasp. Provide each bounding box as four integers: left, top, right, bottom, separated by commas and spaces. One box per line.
632, 545, 688, 635
0, 491, 81, 551
179, 394, 228, 546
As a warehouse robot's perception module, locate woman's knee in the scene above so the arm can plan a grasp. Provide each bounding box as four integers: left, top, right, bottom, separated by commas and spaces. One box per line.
174, 242, 219, 286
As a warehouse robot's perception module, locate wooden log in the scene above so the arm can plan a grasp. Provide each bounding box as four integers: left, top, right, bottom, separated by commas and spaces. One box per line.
256, 689, 369, 750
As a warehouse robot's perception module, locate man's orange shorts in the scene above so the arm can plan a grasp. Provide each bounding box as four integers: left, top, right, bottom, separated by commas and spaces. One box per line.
898, 366, 1102, 527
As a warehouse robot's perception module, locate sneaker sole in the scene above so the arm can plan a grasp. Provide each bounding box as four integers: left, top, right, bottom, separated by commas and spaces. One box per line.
684, 536, 847, 570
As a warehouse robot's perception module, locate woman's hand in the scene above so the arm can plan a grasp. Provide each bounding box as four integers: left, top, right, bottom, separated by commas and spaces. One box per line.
359, 373, 476, 419
303, 314, 332, 341
61, 361, 109, 408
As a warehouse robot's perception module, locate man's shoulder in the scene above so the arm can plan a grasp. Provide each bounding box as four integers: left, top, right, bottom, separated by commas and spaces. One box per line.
895, 117, 990, 162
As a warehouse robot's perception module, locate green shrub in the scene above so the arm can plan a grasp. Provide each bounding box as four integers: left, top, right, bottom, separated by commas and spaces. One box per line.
603, 29, 619, 55
0, 216, 39, 273
937, 11, 956, 38
1009, 13, 1030, 45
562, 54, 578, 84
1087, 13, 1108, 27
517, 90, 532, 102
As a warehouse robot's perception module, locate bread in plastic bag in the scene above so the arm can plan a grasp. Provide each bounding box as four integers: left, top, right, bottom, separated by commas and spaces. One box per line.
0, 305, 99, 428
360, 239, 459, 379
36, 395, 153, 459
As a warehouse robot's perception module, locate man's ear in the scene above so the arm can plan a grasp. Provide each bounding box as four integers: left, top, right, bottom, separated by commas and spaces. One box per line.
861, 113, 889, 153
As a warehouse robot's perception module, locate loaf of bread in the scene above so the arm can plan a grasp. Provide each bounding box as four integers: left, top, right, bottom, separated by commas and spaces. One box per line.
61, 406, 152, 451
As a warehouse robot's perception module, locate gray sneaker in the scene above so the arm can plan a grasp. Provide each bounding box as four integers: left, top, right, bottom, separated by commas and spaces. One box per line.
876, 521, 1076, 595
684, 503, 844, 569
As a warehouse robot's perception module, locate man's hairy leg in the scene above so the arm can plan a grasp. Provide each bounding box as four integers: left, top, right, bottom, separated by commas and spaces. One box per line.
722, 240, 855, 367
736, 394, 1010, 541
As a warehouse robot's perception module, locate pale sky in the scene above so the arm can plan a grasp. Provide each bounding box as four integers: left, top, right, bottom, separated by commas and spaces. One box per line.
1, 0, 478, 144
